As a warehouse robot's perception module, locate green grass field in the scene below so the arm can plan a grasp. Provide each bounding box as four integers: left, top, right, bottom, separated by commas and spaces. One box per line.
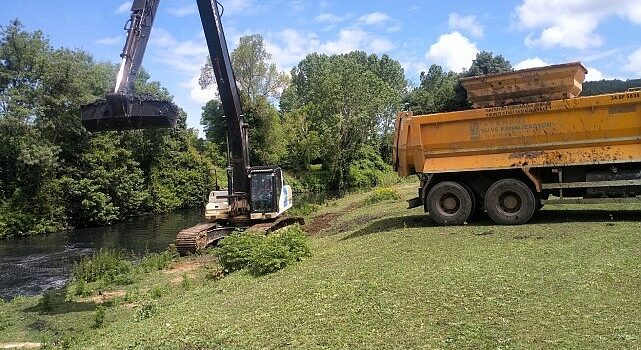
1, 183, 640, 349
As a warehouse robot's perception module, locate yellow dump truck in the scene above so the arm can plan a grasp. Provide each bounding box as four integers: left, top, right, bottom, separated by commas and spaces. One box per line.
393, 62, 641, 225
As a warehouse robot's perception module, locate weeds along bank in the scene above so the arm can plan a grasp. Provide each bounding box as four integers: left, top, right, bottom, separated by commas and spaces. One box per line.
1, 184, 640, 349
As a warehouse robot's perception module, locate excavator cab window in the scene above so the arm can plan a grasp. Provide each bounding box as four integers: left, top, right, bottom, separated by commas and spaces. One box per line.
250, 171, 277, 213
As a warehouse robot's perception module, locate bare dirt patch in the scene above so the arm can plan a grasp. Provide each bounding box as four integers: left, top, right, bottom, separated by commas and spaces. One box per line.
164, 255, 217, 275
306, 202, 363, 235
0, 342, 42, 349
79, 290, 126, 304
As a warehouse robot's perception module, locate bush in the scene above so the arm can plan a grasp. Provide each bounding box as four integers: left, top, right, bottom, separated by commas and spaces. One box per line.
205, 262, 225, 281
134, 302, 156, 322
364, 188, 401, 205
73, 249, 133, 284
347, 146, 399, 189
248, 227, 311, 276
215, 226, 311, 276
138, 250, 176, 273
287, 203, 320, 217
216, 231, 264, 272
92, 306, 106, 329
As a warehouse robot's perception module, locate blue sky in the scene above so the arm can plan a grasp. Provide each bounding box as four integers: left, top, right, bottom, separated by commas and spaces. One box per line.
3, 0, 641, 133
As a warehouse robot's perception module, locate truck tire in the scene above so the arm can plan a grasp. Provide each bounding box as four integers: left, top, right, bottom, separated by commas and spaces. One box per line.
485, 179, 536, 225
426, 181, 473, 225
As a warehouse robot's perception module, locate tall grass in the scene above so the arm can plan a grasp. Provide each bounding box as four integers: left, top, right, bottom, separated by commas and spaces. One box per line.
73, 249, 132, 284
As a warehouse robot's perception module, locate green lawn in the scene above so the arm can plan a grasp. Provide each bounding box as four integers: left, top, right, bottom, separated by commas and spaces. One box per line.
1, 183, 640, 349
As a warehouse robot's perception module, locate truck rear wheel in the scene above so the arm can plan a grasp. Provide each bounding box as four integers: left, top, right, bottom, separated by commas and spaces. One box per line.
426, 181, 473, 225
485, 179, 536, 225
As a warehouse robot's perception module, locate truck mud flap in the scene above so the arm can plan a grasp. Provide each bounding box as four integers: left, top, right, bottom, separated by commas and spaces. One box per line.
407, 196, 422, 209
80, 93, 179, 132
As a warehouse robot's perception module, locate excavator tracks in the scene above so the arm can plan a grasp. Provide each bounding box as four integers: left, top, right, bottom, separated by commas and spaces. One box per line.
175, 216, 305, 256
176, 223, 233, 256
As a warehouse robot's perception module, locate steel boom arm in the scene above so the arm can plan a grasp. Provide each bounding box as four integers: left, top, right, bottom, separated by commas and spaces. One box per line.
114, 0, 160, 94
196, 0, 250, 196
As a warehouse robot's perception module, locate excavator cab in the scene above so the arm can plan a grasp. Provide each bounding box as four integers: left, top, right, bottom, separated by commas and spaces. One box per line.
248, 167, 292, 220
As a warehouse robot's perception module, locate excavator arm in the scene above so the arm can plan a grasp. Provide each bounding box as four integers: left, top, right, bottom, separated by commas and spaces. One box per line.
81, 0, 293, 229
114, 0, 160, 95
80, 0, 178, 132
196, 0, 251, 212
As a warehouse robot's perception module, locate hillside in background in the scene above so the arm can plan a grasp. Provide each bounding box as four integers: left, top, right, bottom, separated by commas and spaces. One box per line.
582, 78, 641, 96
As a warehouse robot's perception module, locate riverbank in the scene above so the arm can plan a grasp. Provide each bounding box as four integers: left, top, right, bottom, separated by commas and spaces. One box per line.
1, 183, 640, 349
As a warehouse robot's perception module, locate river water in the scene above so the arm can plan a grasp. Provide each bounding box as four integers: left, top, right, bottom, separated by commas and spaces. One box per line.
0, 193, 339, 300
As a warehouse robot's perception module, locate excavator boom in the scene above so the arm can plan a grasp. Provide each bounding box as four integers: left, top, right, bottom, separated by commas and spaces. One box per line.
196, 0, 250, 202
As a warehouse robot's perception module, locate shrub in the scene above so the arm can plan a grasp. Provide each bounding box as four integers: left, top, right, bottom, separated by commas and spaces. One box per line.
248, 228, 311, 276
40, 293, 55, 312
73, 249, 132, 284
347, 146, 398, 189
286, 203, 320, 217
205, 262, 225, 281
71, 278, 90, 297
215, 226, 311, 276
216, 231, 263, 272
134, 302, 156, 322
150, 286, 165, 299
139, 250, 176, 273
364, 187, 401, 205
92, 306, 106, 329
180, 273, 192, 290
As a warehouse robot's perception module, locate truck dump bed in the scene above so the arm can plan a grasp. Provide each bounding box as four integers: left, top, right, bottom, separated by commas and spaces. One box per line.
394, 91, 641, 177
460, 62, 587, 108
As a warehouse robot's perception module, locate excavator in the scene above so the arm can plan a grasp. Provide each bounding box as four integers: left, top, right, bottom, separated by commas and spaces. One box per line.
80, 0, 302, 255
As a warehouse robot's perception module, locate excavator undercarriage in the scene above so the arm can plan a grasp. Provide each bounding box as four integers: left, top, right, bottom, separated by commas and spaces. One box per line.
175, 216, 305, 255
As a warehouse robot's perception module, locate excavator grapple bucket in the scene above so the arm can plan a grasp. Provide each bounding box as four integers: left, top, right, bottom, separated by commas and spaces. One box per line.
80, 93, 179, 132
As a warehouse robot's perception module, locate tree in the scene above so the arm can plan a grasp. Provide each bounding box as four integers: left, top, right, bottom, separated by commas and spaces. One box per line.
199, 34, 288, 166
464, 51, 513, 77
199, 34, 288, 101
284, 51, 406, 187
0, 20, 219, 237
406, 64, 459, 115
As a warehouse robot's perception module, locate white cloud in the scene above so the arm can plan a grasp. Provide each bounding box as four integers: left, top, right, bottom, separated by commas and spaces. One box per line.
425, 31, 478, 73
516, 0, 641, 49
168, 4, 197, 17
182, 74, 219, 104
315, 12, 348, 23
624, 48, 641, 76
219, 0, 252, 15
96, 36, 122, 45
115, 1, 132, 14
448, 13, 484, 37
265, 27, 394, 71
265, 29, 321, 71
514, 57, 549, 70
358, 12, 391, 25
585, 66, 605, 81
322, 28, 394, 55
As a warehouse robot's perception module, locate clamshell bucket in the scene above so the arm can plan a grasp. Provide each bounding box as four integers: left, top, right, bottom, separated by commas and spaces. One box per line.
80, 93, 179, 132
460, 62, 587, 108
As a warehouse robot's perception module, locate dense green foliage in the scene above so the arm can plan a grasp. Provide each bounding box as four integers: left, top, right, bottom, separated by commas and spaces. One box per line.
73, 249, 133, 284
364, 187, 401, 205
406, 51, 513, 114
583, 78, 641, 96
0, 21, 221, 237
215, 226, 311, 276
282, 52, 406, 188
